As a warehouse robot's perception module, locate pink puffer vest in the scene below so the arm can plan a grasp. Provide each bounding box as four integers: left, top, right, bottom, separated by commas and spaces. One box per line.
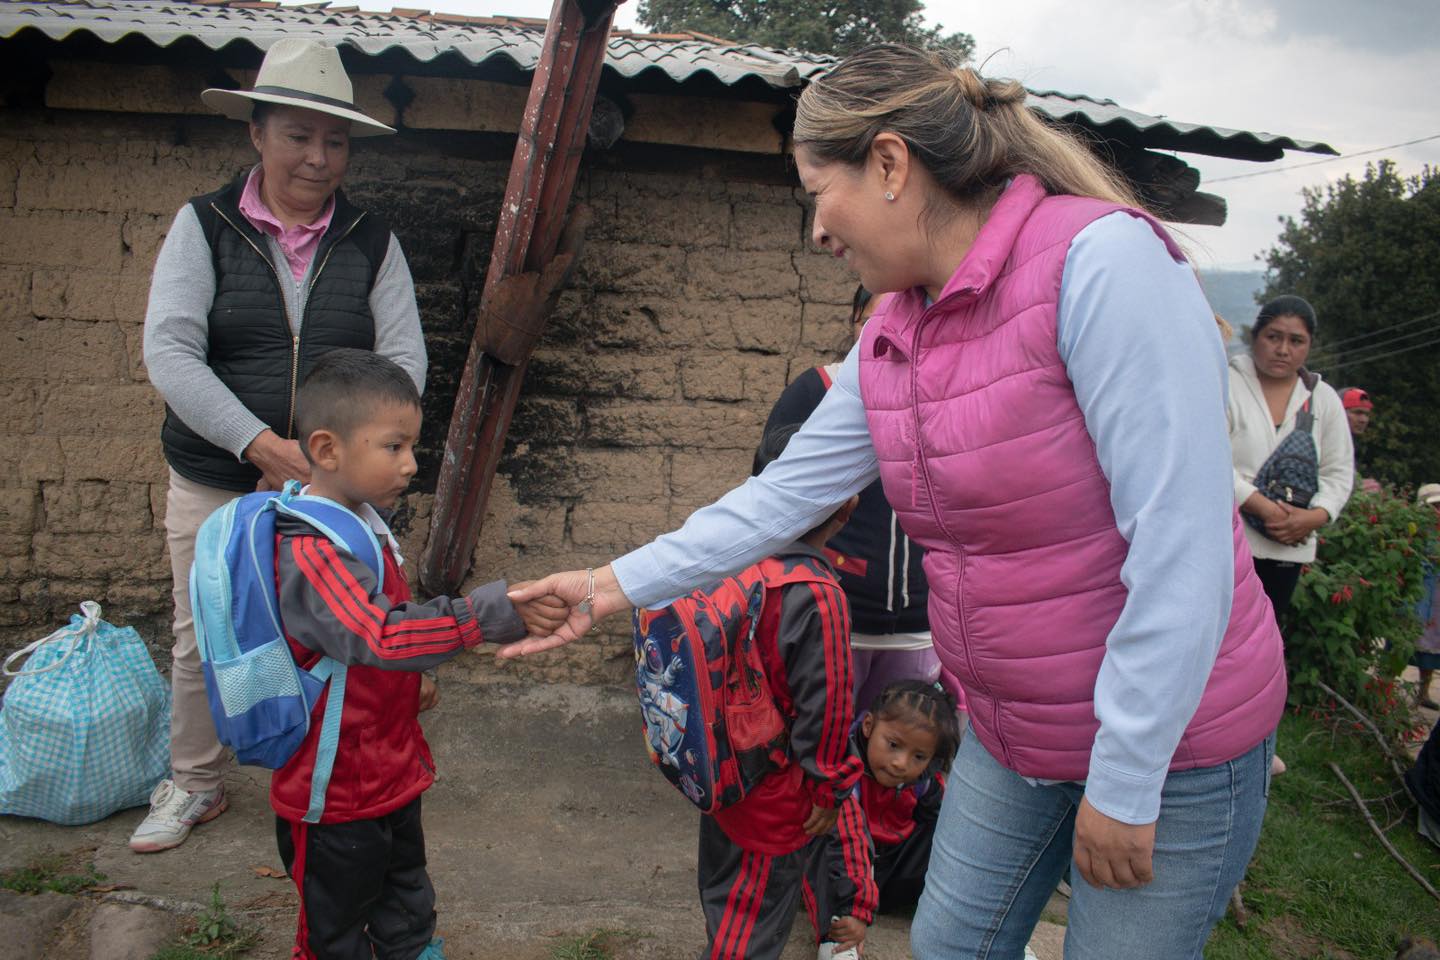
858, 174, 1285, 780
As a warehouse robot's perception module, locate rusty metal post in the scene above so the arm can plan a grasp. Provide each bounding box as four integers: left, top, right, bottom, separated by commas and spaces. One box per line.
420, 0, 622, 595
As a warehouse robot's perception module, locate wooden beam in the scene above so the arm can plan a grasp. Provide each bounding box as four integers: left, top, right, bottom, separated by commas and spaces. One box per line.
419, 0, 621, 595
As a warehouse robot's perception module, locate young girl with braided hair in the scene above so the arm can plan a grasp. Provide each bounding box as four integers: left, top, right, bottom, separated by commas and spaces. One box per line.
811, 680, 962, 959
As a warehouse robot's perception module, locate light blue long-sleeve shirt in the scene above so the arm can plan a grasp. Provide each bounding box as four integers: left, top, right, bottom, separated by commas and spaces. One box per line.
612, 212, 1237, 825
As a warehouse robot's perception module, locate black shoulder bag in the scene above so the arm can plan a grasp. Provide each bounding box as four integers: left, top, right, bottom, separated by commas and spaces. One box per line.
1244, 372, 1320, 540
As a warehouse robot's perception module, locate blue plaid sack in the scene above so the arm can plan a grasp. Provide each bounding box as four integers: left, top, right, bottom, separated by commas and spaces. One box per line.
0, 602, 171, 825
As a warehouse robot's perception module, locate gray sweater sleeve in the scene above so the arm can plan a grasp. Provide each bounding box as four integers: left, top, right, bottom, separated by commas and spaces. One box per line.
371, 234, 428, 395
142, 205, 269, 460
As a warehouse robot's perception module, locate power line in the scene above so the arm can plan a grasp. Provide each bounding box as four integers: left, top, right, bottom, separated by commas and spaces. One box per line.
1205, 133, 1440, 184
1321, 334, 1440, 373
1313, 310, 1440, 352
1309, 322, 1440, 368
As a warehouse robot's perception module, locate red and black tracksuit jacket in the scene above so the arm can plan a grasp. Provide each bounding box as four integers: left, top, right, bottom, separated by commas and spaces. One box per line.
698, 544, 875, 960
271, 514, 522, 960
811, 724, 946, 917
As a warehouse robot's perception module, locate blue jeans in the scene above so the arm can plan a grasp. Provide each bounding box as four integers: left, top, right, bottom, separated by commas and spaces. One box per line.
911, 731, 1274, 959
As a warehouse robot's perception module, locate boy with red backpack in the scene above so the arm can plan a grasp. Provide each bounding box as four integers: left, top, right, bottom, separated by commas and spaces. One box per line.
635, 422, 876, 960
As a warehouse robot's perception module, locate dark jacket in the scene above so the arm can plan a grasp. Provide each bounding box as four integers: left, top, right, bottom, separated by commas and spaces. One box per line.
161, 176, 390, 491
764, 366, 930, 635
710, 544, 863, 855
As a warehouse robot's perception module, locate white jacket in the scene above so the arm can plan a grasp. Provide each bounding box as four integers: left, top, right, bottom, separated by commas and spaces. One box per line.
1227, 354, 1355, 562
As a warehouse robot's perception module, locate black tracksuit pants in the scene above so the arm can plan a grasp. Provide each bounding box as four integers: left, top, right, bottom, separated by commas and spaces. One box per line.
698, 810, 872, 960
277, 797, 436, 960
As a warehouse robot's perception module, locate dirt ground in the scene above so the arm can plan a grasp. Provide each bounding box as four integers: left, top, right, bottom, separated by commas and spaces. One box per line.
1, 678, 1068, 960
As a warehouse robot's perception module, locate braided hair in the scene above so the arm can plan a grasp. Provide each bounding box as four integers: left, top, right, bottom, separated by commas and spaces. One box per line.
864, 678, 962, 775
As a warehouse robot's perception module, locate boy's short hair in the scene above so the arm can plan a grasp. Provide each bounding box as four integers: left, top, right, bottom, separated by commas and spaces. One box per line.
751, 422, 802, 478
295, 349, 420, 456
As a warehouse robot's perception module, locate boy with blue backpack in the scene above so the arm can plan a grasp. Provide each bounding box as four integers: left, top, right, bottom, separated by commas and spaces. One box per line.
633, 422, 875, 960
191, 349, 563, 960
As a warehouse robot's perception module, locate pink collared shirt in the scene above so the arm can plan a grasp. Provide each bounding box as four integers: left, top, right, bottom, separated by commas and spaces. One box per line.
238, 166, 335, 281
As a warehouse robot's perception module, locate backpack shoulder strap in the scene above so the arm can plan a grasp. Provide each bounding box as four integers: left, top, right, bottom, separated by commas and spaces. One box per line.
272, 483, 386, 593
266, 483, 383, 824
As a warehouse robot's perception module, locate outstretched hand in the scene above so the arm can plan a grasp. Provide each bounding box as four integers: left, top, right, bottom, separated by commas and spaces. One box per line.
508, 580, 571, 637
501, 564, 632, 658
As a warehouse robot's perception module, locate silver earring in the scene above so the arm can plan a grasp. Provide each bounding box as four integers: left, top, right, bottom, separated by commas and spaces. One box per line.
885, 191, 895, 201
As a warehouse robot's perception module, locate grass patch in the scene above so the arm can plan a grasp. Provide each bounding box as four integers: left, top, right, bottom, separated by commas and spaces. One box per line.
549, 928, 645, 960
1205, 711, 1440, 960
148, 883, 258, 960
0, 852, 105, 895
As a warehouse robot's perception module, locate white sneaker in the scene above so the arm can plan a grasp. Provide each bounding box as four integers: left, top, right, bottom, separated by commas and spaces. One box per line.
1024, 946, 1040, 960
128, 779, 228, 853
816, 944, 859, 960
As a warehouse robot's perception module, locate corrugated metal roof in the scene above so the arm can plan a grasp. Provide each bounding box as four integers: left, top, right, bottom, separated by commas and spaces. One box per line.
0, 0, 1336, 159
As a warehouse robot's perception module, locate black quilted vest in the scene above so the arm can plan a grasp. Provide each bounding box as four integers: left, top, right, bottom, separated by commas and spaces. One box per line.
161, 176, 390, 491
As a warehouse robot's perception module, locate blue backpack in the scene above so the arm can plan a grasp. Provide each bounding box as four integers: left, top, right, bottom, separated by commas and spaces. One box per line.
189, 481, 383, 823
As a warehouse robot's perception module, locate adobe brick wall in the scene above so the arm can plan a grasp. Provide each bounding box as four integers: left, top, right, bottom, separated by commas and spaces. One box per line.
0, 105, 855, 683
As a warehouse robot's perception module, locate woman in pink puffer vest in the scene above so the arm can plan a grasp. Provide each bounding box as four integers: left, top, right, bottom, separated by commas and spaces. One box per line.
511, 44, 1286, 960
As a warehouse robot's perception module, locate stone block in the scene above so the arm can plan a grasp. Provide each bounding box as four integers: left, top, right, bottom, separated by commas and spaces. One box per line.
0, 265, 30, 319
0, 888, 78, 960
0, 381, 41, 433
680, 353, 788, 403
0, 211, 124, 271
42, 481, 155, 533
623, 94, 785, 154
795, 246, 858, 305
401, 76, 529, 133
571, 449, 667, 503
0, 487, 40, 535
800, 301, 853, 357
0, 533, 33, 577
18, 436, 64, 483
30, 268, 121, 322
653, 298, 801, 355
509, 397, 581, 446
670, 450, 751, 501
121, 215, 169, 280
684, 248, 798, 301
89, 902, 178, 960
122, 324, 148, 382
585, 401, 765, 450
574, 242, 686, 295
527, 349, 678, 401
569, 499, 670, 550
41, 383, 164, 436
0, 158, 16, 210
0, 317, 128, 382
60, 436, 168, 483
32, 530, 165, 579
599, 193, 730, 248
733, 200, 804, 252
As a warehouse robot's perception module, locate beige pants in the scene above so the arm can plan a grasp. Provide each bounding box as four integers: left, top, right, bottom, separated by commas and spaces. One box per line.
164, 468, 244, 793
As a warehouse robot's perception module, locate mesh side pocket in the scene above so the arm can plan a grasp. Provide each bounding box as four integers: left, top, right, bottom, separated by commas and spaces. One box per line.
211, 640, 303, 717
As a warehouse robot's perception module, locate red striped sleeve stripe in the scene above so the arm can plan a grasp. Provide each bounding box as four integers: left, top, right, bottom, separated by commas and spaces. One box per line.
295, 538, 463, 659
810, 581, 851, 783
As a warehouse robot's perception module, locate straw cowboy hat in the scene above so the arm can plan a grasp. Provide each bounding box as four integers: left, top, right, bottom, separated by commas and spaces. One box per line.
201, 38, 395, 137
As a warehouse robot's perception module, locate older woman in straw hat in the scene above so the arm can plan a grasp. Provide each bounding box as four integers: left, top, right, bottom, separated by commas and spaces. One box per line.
135, 39, 426, 854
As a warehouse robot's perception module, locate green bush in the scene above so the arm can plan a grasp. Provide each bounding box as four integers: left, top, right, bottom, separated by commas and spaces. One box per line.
1284, 488, 1438, 716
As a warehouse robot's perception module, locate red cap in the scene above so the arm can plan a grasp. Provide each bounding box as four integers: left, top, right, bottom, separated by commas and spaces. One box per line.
1341, 388, 1373, 411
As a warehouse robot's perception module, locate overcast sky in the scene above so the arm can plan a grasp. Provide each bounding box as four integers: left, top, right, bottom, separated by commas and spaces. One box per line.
365, 0, 1440, 270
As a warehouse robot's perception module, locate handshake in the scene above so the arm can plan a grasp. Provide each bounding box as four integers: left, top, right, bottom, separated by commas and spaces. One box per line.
492, 565, 629, 659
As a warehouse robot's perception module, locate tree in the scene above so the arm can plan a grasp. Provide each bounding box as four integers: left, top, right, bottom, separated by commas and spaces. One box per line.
1262, 162, 1440, 487
636, 0, 974, 58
